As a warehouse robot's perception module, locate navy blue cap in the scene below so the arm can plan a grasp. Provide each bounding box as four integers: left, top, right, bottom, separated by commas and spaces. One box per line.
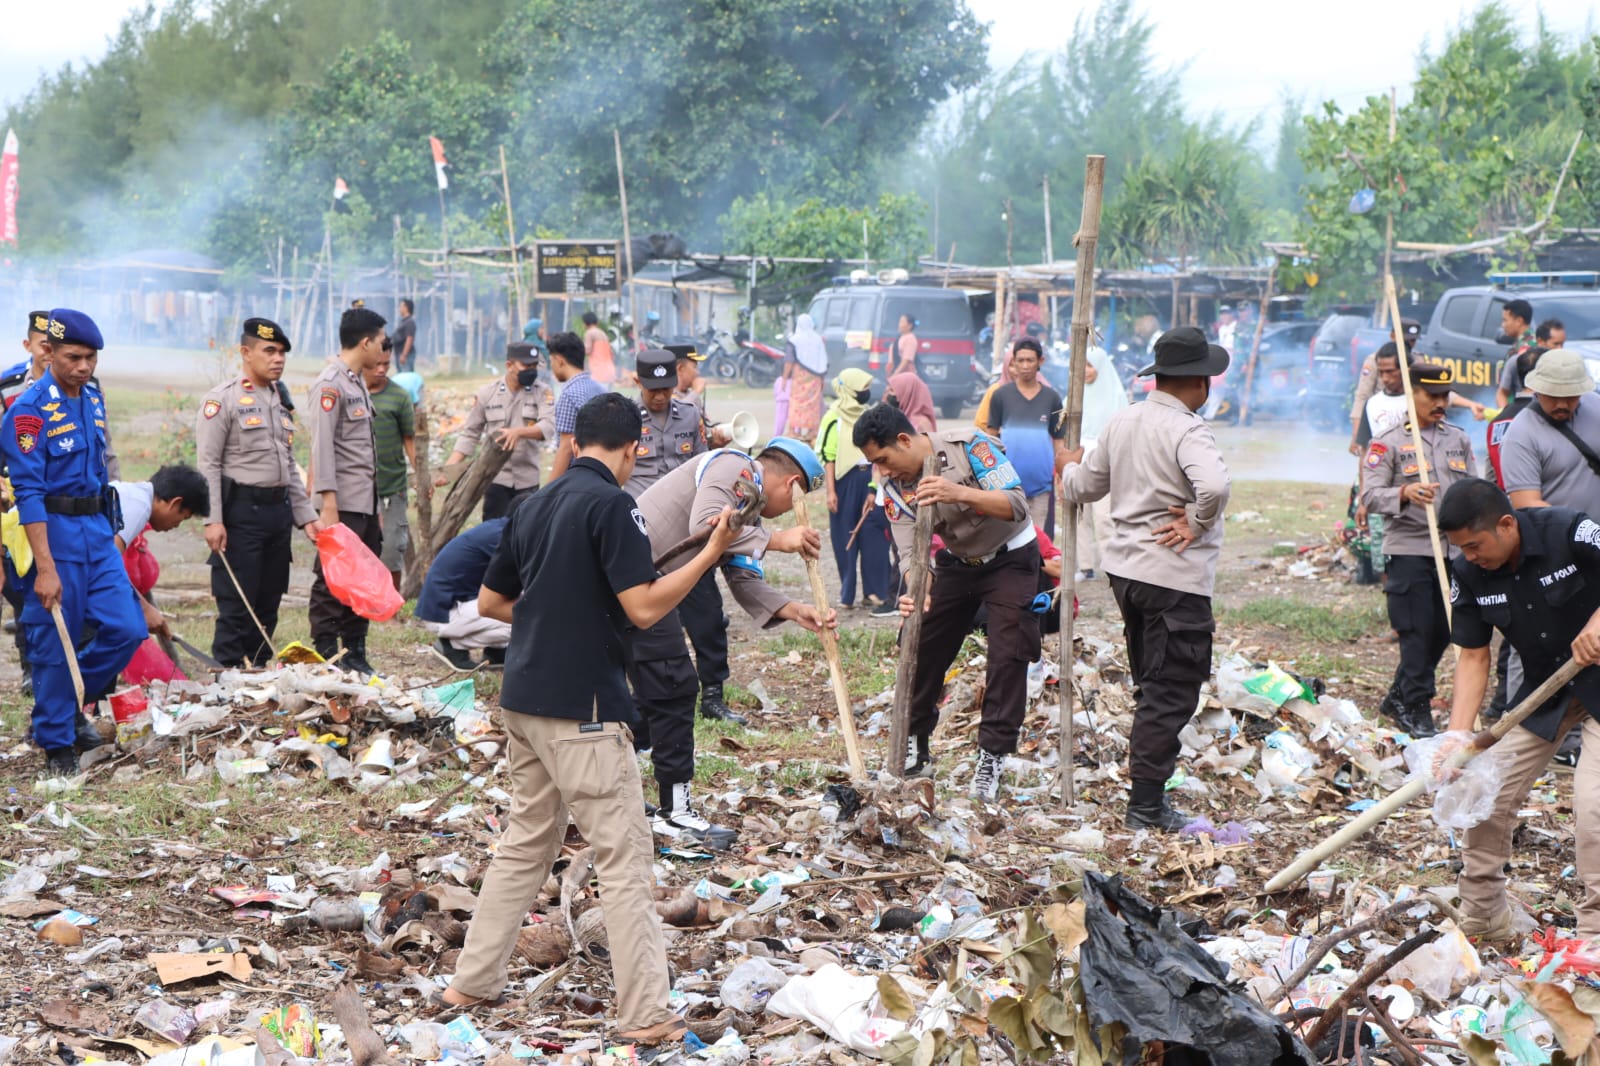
46, 308, 104, 351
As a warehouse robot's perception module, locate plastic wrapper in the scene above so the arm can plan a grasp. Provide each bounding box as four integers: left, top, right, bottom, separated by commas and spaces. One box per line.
123, 637, 186, 686
316, 523, 403, 622
1404, 731, 1516, 829
1080, 873, 1315, 1066
720, 957, 789, 1013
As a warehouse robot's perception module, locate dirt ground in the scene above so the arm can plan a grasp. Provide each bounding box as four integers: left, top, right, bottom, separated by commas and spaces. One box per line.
1, 362, 1532, 1062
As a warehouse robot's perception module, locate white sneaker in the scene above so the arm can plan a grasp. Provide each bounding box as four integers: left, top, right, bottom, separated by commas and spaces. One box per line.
651, 783, 737, 850
969, 749, 1004, 803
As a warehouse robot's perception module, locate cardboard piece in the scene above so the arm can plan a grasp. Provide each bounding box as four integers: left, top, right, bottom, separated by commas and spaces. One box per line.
148, 952, 254, 985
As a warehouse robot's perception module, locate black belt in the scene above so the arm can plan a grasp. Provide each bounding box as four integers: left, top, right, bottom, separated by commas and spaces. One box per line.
227, 482, 290, 504
44, 494, 107, 516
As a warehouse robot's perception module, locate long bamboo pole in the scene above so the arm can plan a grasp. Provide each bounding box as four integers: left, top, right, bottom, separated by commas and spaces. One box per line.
1055, 156, 1105, 806
1385, 274, 1452, 627
1266, 657, 1582, 892
613, 130, 638, 335
793, 494, 865, 778
499, 146, 526, 327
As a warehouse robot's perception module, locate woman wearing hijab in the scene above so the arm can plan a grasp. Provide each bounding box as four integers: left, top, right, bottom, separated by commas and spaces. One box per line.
1072, 345, 1129, 580
818, 368, 891, 608
886, 371, 937, 432
782, 313, 828, 441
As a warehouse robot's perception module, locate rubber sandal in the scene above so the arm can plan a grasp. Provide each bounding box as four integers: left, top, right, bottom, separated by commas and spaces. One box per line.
427, 989, 512, 1014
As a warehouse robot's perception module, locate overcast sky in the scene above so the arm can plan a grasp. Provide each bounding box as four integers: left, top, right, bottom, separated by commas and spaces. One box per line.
1, 0, 1596, 131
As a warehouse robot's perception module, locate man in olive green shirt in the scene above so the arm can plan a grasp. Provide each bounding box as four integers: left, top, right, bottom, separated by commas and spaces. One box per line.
364, 353, 416, 590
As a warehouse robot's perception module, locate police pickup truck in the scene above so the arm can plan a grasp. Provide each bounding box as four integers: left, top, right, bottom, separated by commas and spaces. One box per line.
1411, 272, 1600, 402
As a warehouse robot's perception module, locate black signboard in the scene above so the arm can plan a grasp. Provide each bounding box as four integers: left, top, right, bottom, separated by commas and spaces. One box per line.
534, 240, 620, 296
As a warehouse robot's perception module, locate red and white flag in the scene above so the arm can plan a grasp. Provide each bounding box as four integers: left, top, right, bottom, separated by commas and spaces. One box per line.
429, 136, 449, 191
333, 176, 349, 200
0, 130, 18, 246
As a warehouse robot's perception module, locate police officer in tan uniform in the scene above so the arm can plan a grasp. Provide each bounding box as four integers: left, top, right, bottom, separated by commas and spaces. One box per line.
195, 318, 321, 666
632, 438, 834, 847
307, 307, 386, 675
439, 342, 555, 520
627, 349, 706, 497
627, 348, 744, 723
854, 405, 1037, 803
1061, 327, 1232, 831
1361, 361, 1476, 738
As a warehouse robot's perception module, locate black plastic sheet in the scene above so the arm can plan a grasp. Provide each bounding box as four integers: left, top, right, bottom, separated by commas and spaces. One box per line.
1080, 873, 1316, 1066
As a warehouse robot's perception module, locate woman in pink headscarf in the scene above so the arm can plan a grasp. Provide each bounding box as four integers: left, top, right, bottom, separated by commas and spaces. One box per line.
885, 372, 937, 432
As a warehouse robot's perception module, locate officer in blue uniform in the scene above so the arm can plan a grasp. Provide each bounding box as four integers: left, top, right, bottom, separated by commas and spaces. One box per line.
0, 310, 146, 775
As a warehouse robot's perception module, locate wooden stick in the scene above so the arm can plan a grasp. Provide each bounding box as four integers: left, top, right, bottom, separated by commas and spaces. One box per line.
1055, 155, 1105, 806
843, 503, 871, 551
1385, 273, 1451, 627
428, 436, 513, 557
331, 981, 399, 1066
1264, 656, 1582, 892
1302, 928, 1440, 1049
49, 605, 85, 710
793, 492, 865, 778
888, 454, 939, 774
218, 551, 277, 659
402, 403, 434, 601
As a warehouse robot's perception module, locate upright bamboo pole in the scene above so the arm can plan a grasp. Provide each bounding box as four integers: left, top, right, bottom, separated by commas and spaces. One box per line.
889, 455, 939, 776
1237, 267, 1276, 425
1056, 156, 1105, 807
613, 130, 638, 335
499, 146, 526, 326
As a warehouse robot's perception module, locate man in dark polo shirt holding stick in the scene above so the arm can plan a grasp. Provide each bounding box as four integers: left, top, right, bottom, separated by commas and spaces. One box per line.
438, 393, 735, 1044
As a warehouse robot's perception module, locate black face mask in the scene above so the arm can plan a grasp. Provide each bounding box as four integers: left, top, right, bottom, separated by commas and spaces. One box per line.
517, 366, 540, 388
854, 388, 872, 405
886, 393, 902, 409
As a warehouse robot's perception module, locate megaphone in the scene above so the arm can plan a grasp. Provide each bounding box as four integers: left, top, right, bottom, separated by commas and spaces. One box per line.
715, 411, 760, 451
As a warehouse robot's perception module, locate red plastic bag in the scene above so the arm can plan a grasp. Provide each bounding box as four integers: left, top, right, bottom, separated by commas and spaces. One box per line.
122, 636, 186, 685
317, 523, 403, 622
123, 530, 159, 597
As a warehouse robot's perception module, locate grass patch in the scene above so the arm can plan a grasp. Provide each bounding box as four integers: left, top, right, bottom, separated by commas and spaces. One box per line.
1228, 481, 1348, 542
1267, 544, 1298, 558
1289, 652, 1362, 680
1221, 597, 1384, 644
759, 626, 897, 697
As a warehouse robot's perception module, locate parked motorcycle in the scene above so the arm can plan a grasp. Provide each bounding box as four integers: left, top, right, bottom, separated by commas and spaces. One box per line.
739, 338, 786, 388
698, 326, 742, 382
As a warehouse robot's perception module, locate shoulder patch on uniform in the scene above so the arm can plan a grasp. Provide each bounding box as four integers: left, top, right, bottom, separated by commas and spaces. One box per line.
963, 434, 1021, 491
320, 389, 337, 412
1576, 518, 1600, 549
630, 508, 648, 536
1364, 442, 1387, 468
1449, 576, 1461, 604
202, 399, 221, 419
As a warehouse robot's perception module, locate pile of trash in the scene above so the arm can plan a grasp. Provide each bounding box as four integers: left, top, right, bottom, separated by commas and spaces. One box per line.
2, 636, 1594, 1064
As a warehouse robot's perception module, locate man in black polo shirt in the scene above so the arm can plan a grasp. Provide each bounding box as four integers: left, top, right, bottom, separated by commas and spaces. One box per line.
1435, 478, 1600, 943
437, 392, 735, 1045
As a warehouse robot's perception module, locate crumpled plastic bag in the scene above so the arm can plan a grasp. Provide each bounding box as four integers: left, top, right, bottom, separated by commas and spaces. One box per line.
316, 523, 403, 621
1404, 732, 1517, 829
1080, 873, 1315, 1066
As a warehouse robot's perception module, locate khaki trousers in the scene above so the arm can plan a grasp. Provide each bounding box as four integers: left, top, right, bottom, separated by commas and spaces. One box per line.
449, 713, 674, 1031
1460, 704, 1600, 937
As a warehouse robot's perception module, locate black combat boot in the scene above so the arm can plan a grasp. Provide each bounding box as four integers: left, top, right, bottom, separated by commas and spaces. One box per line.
43, 747, 80, 777
74, 710, 107, 752
1402, 701, 1439, 739
341, 638, 375, 678
698, 684, 746, 725
1124, 778, 1190, 832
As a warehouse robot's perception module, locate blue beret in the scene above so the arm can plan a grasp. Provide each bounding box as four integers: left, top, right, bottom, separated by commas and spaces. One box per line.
46, 309, 104, 351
